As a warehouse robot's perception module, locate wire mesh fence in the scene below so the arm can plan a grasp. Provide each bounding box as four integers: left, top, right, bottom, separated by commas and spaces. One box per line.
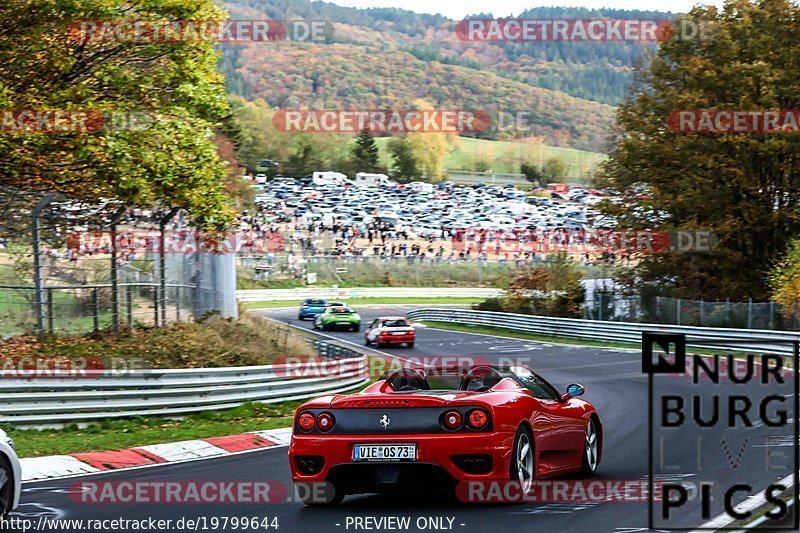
583, 292, 797, 330
0, 283, 197, 336
0, 188, 236, 337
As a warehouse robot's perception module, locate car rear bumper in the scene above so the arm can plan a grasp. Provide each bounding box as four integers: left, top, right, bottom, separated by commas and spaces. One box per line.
324, 321, 360, 329
377, 333, 415, 344
289, 432, 514, 486
299, 309, 324, 318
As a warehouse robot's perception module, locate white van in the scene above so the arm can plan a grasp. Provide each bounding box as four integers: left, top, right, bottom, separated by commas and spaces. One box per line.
353, 173, 393, 187
312, 172, 351, 186
407, 181, 434, 194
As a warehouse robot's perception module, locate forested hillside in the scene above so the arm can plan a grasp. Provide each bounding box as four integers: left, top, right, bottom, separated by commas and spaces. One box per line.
223, 0, 672, 106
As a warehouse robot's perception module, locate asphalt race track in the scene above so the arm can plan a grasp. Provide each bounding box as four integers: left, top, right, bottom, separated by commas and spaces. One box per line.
11, 306, 796, 533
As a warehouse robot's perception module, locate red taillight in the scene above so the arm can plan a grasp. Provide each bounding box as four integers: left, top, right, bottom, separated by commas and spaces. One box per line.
316, 412, 335, 432
468, 409, 489, 429
442, 410, 463, 431
298, 412, 316, 432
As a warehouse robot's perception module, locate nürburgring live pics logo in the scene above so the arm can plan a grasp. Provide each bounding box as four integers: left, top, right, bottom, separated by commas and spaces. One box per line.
644, 332, 799, 530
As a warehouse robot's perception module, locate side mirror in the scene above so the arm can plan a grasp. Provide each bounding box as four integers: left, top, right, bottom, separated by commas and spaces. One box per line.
562, 383, 585, 401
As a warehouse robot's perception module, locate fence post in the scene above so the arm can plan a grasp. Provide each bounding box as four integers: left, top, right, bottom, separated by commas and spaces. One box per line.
46, 288, 54, 334
676, 298, 681, 325
192, 248, 201, 319
30, 195, 53, 334
92, 288, 100, 332
656, 296, 661, 322
637, 295, 643, 321
107, 207, 127, 333
158, 209, 178, 326
770, 301, 776, 329
126, 285, 133, 327
175, 286, 181, 321
153, 286, 159, 326
109, 217, 123, 333
159, 220, 167, 325
598, 291, 603, 321
699, 299, 704, 326
747, 298, 753, 329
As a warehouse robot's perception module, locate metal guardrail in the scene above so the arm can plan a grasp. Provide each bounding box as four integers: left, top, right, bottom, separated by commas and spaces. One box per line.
0, 355, 369, 425
313, 340, 363, 360
236, 287, 501, 302
406, 309, 800, 356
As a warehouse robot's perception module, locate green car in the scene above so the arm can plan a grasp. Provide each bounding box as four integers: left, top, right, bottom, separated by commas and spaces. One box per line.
314, 306, 362, 332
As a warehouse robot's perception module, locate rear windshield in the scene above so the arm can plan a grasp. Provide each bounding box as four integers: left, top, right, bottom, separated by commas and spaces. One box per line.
331, 307, 353, 314
305, 299, 326, 306
424, 375, 464, 390
381, 319, 409, 328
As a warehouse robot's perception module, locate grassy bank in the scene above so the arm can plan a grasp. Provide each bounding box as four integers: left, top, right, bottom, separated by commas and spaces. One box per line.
373, 136, 607, 179
244, 297, 480, 310
6, 402, 299, 458
0, 312, 315, 368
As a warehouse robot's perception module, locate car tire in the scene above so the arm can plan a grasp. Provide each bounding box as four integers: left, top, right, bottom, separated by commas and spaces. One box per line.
580, 419, 599, 477
510, 425, 534, 495
364, 337, 371, 346
407, 342, 414, 348
0, 456, 13, 521
352, 325, 360, 332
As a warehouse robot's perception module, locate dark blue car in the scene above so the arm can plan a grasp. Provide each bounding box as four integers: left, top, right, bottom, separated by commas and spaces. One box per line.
298, 298, 327, 320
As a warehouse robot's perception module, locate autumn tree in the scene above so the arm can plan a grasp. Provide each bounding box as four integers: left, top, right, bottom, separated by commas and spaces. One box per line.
406, 99, 453, 181
350, 129, 383, 173
521, 162, 544, 185
471, 146, 493, 172
541, 158, 567, 183
230, 97, 286, 172
499, 254, 585, 318
0, 0, 238, 229
597, 0, 800, 300
387, 136, 420, 181
284, 137, 324, 178
770, 239, 800, 324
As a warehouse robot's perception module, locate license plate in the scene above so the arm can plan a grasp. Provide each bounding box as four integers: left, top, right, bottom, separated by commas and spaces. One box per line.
353, 444, 416, 462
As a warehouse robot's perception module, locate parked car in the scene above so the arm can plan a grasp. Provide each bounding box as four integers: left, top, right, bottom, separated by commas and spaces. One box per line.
298, 298, 327, 320
0, 428, 21, 519
354, 173, 394, 187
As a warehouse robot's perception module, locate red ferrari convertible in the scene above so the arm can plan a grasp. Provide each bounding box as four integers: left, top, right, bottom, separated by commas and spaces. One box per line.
289, 364, 602, 505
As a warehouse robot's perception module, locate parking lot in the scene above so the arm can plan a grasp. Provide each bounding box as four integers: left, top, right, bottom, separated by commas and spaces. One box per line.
241, 179, 617, 260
